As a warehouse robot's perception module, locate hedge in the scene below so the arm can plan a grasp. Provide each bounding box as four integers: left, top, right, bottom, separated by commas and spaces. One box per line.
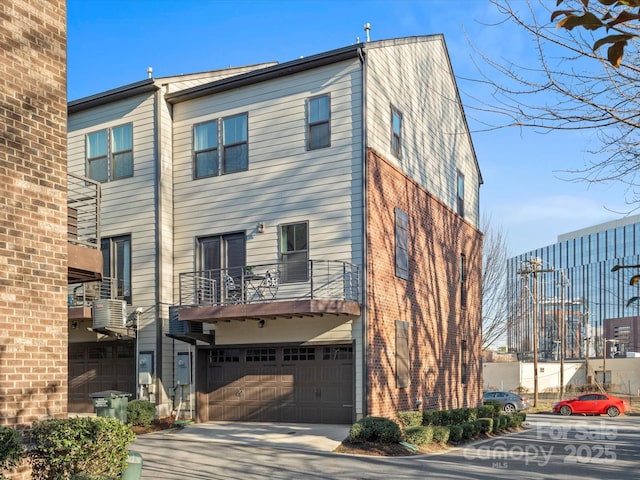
404, 425, 434, 446
431, 425, 450, 443
0, 426, 23, 479
476, 418, 494, 435
348, 416, 402, 444
127, 399, 156, 426
396, 411, 423, 428
28, 417, 136, 480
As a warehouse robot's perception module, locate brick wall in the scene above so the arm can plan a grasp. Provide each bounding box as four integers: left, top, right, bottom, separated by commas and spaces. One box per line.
366, 149, 482, 418
0, 0, 67, 451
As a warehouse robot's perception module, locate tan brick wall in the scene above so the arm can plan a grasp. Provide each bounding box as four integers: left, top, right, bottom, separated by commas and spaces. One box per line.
366, 149, 482, 418
0, 0, 68, 450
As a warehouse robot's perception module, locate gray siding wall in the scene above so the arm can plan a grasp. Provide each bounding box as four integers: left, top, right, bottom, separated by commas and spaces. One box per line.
365, 36, 481, 228
172, 59, 364, 280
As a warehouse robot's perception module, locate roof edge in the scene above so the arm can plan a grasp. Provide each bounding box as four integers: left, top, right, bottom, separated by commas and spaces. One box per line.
68, 79, 159, 114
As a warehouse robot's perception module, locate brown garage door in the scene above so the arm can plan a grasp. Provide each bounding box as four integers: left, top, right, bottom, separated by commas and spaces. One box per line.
197, 345, 353, 424
68, 341, 136, 413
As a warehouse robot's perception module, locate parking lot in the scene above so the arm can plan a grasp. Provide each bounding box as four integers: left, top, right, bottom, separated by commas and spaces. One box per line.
131, 413, 640, 479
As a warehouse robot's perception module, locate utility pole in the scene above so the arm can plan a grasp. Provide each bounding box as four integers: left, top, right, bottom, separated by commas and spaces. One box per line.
558, 270, 568, 397
518, 257, 554, 407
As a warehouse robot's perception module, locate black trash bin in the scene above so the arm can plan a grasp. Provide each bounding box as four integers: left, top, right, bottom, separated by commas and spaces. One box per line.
89, 390, 131, 423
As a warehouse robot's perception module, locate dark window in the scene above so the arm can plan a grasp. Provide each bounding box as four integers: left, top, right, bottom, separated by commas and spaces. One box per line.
460, 254, 467, 308
209, 349, 240, 364
322, 346, 353, 360
395, 208, 409, 280
307, 94, 330, 149
246, 348, 276, 362
102, 235, 131, 304
194, 121, 218, 178
283, 347, 316, 361
391, 107, 402, 158
457, 171, 465, 217
280, 222, 308, 283
396, 320, 410, 388
461, 340, 468, 384
193, 113, 248, 178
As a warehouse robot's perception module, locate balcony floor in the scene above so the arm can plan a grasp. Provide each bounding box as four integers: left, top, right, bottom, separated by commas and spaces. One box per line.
178, 299, 361, 323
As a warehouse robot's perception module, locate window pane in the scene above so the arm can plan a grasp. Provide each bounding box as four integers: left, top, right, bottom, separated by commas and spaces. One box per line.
391, 109, 402, 157
89, 157, 108, 183
281, 223, 308, 283
282, 251, 308, 282
114, 237, 131, 304
223, 114, 247, 144
87, 130, 107, 158
112, 124, 132, 152
309, 96, 329, 123
113, 151, 133, 179
223, 143, 248, 173
395, 209, 409, 279
309, 123, 330, 149
195, 149, 218, 178
194, 122, 217, 150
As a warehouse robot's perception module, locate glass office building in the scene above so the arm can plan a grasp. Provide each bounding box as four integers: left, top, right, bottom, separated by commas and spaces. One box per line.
507, 214, 640, 361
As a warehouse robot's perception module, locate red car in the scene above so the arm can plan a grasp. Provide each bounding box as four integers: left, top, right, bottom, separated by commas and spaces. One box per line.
553, 393, 630, 417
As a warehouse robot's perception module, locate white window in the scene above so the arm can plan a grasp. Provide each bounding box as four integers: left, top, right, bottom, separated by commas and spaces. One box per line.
280, 222, 308, 283
86, 123, 133, 182
307, 94, 330, 150
391, 107, 402, 158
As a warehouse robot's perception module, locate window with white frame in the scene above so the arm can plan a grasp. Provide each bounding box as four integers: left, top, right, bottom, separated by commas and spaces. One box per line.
86, 123, 133, 182
460, 253, 467, 308
280, 222, 308, 283
307, 94, 330, 150
193, 113, 248, 179
391, 106, 402, 158
395, 208, 409, 280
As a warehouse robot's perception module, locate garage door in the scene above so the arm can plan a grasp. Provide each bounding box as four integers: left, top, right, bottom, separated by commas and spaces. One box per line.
198, 345, 353, 424
68, 341, 136, 413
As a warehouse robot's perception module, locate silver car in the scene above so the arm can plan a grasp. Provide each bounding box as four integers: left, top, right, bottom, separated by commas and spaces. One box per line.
483, 391, 530, 413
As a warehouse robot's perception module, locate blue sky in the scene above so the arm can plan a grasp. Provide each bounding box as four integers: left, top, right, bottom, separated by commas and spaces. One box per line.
67, 0, 631, 256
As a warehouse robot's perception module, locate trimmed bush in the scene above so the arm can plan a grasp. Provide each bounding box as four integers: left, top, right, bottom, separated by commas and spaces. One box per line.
396, 411, 423, 428
493, 415, 508, 432
451, 407, 477, 425
448, 425, 463, 443
28, 416, 135, 480
0, 426, 23, 479
348, 416, 402, 444
432, 425, 450, 444
477, 405, 496, 419
461, 421, 479, 440
476, 418, 494, 435
404, 425, 434, 446
483, 400, 502, 416
127, 399, 156, 426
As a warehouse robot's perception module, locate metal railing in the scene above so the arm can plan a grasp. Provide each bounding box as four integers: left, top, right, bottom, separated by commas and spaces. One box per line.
68, 277, 122, 307
178, 260, 360, 306
68, 172, 100, 249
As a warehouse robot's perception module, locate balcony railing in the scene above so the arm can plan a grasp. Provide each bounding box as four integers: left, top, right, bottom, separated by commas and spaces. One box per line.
68, 277, 122, 307
68, 172, 100, 249
178, 260, 360, 307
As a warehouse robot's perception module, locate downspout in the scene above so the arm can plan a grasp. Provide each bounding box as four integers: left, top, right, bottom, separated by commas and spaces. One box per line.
153, 87, 163, 406
358, 44, 369, 419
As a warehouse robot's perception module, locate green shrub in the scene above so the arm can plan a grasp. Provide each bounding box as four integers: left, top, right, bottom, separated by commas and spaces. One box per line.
422, 410, 436, 426
0, 426, 23, 479
127, 399, 156, 426
448, 425, 463, 443
28, 416, 135, 480
507, 415, 520, 429
493, 415, 508, 432
483, 400, 502, 416
461, 421, 479, 440
396, 411, 423, 428
404, 425, 434, 446
348, 416, 402, 444
451, 407, 477, 425
476, 418, 494, 435
432, 425, 450, 443
477, 405, 495, 419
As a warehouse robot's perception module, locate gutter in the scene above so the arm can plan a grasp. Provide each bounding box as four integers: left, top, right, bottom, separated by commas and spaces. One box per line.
68, 79, 158, 114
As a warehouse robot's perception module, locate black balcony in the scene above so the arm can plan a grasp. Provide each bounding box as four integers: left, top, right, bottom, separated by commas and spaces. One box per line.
174, 260, 361, 323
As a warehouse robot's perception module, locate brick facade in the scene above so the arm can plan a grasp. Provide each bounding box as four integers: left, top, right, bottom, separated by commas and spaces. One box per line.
0, 0, 68, 449
366, 149, 482, 417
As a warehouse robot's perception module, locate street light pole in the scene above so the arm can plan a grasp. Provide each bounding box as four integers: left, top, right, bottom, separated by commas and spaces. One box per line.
519, 257, 554, 407
558, 270, 568, 396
